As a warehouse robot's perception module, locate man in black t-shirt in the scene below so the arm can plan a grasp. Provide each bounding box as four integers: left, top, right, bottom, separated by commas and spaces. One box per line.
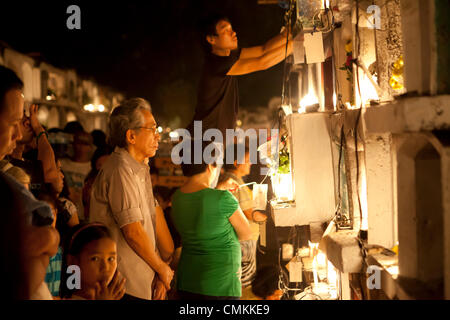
188, 15, 298, 146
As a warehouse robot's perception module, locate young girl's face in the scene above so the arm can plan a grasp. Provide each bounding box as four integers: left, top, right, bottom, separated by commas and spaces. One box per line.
75, 238, 118, 289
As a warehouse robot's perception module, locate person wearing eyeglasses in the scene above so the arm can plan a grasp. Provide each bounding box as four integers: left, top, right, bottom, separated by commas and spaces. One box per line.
89, 98, 174, 300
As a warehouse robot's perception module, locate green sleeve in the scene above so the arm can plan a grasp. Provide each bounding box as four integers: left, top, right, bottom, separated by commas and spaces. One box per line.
219, 190, 239, 219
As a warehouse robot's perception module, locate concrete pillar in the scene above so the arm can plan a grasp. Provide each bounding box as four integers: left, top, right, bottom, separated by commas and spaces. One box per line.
374, 0, 405, 100
396, 134, 426, 280
340, 272, 351, 300
396, 133, 444, 297
430, 138, 450, 299
400, 0, 437, 95
435, 0, 450, 94
365, 133, 396, 248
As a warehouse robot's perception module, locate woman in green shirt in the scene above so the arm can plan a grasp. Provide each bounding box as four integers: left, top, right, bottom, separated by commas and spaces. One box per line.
171, 143, 252, 299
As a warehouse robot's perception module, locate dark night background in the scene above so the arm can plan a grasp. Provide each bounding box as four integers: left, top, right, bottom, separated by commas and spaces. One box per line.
0, 0, 287, 128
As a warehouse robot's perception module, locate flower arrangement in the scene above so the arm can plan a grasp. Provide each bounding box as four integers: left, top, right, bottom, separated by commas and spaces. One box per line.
278, 134, 290, 174
257, 132, 294, 201
340, 40, 356, 81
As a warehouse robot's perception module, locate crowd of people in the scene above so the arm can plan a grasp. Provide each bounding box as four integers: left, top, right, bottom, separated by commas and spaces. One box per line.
2, 14, 293, 301
1, 65, 284, 300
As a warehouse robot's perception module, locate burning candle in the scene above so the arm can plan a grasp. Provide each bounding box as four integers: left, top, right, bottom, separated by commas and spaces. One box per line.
312, 256, 319, 286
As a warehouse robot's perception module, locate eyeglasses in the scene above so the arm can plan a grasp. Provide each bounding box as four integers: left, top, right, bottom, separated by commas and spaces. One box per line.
135, 126, 158, 135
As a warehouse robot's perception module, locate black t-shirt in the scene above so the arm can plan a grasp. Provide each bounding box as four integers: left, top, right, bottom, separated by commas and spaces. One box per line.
188, 48, 242, 142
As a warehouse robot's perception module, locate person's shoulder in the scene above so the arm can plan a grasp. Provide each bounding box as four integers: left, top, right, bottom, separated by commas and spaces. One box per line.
100, 156, 135, 181
217, 189, 238, 203
171, 188, 181, 197
231, 48, 242, 59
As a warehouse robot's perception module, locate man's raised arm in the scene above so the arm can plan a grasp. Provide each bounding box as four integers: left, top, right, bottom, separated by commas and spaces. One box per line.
239, 28, 293, 60
227, 40, 293, 76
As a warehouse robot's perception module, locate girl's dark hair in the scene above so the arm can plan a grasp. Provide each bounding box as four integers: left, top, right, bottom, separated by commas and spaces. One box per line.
60, 223, 112, 298
64, 223, 111, 255
54, 155, 71, 199
85, 145, 113, 183
180, 139, 219, 177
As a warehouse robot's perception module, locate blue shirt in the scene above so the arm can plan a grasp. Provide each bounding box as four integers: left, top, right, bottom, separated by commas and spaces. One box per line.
45, 247, 63, 297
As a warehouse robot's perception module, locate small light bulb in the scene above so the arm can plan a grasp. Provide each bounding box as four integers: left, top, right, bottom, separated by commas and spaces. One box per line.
169, 131, 179, 139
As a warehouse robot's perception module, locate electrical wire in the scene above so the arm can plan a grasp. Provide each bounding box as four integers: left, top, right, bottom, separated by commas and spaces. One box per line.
296, 286, 324, 300
335, 124, 352, 228
354, 0, 363, 228
280, 0, 294, 107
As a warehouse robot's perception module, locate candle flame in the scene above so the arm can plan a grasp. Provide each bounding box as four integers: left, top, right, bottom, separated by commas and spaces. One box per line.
299, 92, 319, 113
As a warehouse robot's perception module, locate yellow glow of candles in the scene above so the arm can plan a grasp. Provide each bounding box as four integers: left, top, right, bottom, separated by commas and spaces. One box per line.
299, 92, 319, 113
389, 56, 404, 90
312, 256, 319, 286
317, 251, 327, 267
389, 75, 403, 90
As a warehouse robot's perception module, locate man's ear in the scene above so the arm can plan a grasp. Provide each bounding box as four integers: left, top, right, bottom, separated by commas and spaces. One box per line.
126, 129, 136, 145
22, 117, 31, 129
206, 35, 215, 46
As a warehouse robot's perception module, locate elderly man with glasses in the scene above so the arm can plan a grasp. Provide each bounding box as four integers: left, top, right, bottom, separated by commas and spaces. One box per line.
90, 98, 174, 300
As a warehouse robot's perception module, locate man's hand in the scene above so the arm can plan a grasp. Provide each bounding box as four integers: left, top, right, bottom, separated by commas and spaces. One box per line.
90, 271, 126, 300
29, 104, 44, 135
156, 262, 174, 290
252, 210, 268, 223
152, 276, 168, 300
